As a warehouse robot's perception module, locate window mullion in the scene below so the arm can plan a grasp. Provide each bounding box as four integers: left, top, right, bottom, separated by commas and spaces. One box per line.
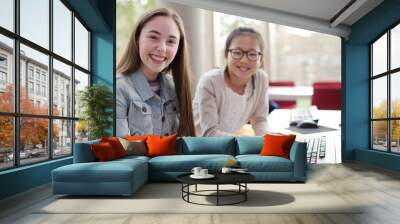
14, 0, 20, 166
387, 30, 391, 152
49, 0, 53, 160
370, 45, 373, 149
71, 11, 76, 154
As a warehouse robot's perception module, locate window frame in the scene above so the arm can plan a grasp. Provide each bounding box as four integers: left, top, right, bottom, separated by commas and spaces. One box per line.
0, 0, 92, 171
370, 21, 400, 154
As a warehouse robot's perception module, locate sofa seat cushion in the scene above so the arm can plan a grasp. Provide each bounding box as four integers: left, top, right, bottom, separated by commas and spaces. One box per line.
236, 155, 293, 172
117, 155, 150, 163
149, 154, 235, 172
53, 159, 147, 183
177, 137, 236, 155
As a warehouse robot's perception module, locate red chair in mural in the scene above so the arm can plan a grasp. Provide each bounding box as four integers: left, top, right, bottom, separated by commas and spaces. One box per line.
311, 82, 341, 110
269, 81, 297, 109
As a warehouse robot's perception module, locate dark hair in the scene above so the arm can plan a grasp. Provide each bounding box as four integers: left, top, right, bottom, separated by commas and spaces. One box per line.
224, 27, 264, 97
117, 8, 195, 136
224, 27, 264, 62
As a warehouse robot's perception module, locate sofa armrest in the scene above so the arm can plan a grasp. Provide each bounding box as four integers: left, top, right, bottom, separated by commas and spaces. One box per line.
289, 141, 307, 181
73, 140, 100, 163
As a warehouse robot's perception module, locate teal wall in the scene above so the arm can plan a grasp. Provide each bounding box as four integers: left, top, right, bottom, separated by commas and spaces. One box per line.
0, 0, 115, 200
344, 0, 400, 171
0, 158, 72, 199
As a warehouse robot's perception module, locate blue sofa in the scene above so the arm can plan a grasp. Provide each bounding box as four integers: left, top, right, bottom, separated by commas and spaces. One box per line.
52, 137, 307, 195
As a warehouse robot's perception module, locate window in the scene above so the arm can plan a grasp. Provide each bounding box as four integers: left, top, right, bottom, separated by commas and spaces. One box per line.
75, 18, 89, 70
36, 83, 40, 95
35, 70, 41, 81
74, 68, 89, 119
28, 67, 34, 80
53, 0, 72, 60
0, 0, 14, 32
42, 85, 46, 97
28, 81, 34, 94
0, 54, 7, 86
0, 35, 14, 114
20, 0, 49, 49
370, 23, 400, 154
0, 54, 7, 67
0, 0, 91, 170
0, 71, 7, 87
41, 73, 46, 82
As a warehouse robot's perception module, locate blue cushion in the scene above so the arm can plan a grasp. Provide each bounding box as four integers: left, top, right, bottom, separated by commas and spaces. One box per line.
148, 154, 235, 172
52, 158, 148, 195
178, 137, 236, 155
73, 139, 100, 163
235, 136, 263, 155
236, 155, 293, 172
53, 159, 145, 183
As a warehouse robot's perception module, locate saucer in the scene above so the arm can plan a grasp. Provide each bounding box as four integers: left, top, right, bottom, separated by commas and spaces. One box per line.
190, 174, 215, 179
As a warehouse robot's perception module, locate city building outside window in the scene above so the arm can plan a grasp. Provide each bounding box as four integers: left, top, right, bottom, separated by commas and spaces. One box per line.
0, 0, 91, 170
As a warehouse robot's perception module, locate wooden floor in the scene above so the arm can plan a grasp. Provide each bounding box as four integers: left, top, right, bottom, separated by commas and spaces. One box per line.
1, 162, 400, 224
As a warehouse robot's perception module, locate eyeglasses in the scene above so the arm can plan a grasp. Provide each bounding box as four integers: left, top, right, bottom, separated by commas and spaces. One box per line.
228, 49, 262, 61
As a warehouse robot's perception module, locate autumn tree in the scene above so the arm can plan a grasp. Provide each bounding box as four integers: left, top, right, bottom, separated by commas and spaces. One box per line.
0, 84, 59, 151
372, 100, 387, 139
372, 99, 400, 142
0, 85, 14, 149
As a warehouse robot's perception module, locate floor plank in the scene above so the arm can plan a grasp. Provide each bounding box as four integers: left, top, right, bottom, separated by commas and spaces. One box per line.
1, 162, 400, 224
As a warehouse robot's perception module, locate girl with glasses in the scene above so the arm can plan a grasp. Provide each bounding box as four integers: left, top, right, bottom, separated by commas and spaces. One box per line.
116, 8, 195, 137
193, 27, 269, 136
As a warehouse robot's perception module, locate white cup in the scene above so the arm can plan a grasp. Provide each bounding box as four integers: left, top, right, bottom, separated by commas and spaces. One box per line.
200, 169, 208, 176
221, 167, 232, 174
191, 167, 202, 176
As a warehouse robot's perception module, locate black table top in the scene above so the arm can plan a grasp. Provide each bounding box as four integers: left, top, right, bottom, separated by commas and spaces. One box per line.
177, 172, 255, 185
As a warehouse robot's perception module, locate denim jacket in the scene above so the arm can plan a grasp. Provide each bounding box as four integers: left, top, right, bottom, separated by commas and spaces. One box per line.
116, 70, 179, 137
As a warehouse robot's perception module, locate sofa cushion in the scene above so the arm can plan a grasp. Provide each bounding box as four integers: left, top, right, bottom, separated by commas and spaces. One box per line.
125, 135, 149, 141
116, 155, 150, 163
53, 158, 147, 183
91, 142, 118, 161
147, 135, 177, 156
236, 136, 263, 155
148, 154, 235, 172
101, 137, 127, 158
178, 137, 236, 155
236, 155, 293, 172
260, 134, 296, 159
119, 138, 147, 156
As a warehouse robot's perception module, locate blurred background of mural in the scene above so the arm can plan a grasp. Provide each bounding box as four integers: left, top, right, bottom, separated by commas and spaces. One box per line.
116, 0, 156, 63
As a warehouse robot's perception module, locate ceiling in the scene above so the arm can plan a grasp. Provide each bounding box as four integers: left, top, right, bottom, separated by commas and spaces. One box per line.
163, 0, 384, 38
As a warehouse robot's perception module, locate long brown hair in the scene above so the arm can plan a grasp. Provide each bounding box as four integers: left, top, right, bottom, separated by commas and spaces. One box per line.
117, 8, 195, 136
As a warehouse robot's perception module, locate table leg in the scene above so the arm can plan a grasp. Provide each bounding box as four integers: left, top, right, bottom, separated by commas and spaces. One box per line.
217, 184, 219, 206
188, 184, 190, 202
245, 183, 247, 201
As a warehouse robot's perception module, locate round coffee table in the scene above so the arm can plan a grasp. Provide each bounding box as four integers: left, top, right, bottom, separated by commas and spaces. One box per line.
177, 172, 255, 206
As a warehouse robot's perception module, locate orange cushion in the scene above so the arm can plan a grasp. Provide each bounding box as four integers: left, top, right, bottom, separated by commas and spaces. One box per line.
91, 142, 118, 161
146, 135, 177, 157
260, 134, 296, 159
124, 135, 149, 141
101, 137, 126, 158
